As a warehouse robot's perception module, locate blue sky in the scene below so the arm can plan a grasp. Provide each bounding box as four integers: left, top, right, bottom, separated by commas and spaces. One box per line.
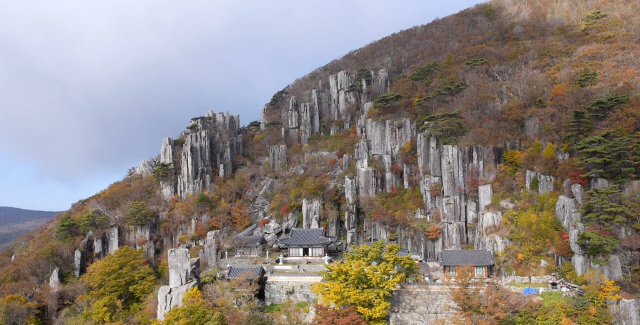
0, 1, 484, 211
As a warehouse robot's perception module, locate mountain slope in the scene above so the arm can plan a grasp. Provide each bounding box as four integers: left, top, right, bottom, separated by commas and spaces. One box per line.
1, 0, 640, 323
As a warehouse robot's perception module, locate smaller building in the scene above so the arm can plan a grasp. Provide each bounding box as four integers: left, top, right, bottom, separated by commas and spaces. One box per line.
233, 236, 266, 256
226, 265, 266, 301
278, 228, 336, 257
438, 249, 495, 278
226, 265, 266, 281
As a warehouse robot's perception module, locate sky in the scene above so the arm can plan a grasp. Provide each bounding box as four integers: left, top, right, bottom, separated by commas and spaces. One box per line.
0, 1, 485, 212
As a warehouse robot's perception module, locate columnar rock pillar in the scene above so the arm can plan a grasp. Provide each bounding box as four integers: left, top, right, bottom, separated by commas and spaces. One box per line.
157, 248, 198, 320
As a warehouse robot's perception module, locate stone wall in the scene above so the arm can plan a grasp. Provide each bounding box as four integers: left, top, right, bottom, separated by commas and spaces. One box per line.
264, 276, 321, 305
389, 287, 456, 325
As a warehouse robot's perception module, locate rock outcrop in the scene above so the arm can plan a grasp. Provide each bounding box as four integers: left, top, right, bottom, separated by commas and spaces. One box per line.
153, 111, 243, 199
157, 248, 199, 320
555, 184, 588, 275
609, 298, 640, 325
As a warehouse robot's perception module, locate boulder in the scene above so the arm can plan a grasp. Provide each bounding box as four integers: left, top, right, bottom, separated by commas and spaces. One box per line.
263, 220, 282, 235
284, 212, 299, 231
499, 199, 516, 210
265, 233, 278, 246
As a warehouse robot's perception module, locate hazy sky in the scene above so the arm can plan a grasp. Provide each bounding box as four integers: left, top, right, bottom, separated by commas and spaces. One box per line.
0, 1, 484, 212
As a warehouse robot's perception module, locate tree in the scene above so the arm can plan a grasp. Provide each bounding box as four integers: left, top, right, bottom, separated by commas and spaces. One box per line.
311, 241, 417, 325
126, 201, 154, 227
55, 214, 79, 242
575, 129, 639, 182
82, 246, 155, 323
449, 265, 523, 325
311, 305, 368, 325
161, 287, 226, 325
581, 185, 634, 230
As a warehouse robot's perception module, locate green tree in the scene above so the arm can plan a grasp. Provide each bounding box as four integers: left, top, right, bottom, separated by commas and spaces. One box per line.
311, 241, 417, 324
161, 287, 226, 325
575, 129, 639, 182
82, 246, 155, 323
126, 201, 154, 227
581, 186, 634, 230
79, 210, 108, 234
55, 214, 79, 242
419, 110, 467, 145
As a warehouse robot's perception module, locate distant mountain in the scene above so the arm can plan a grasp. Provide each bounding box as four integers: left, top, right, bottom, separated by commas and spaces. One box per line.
0, 206, 59, 251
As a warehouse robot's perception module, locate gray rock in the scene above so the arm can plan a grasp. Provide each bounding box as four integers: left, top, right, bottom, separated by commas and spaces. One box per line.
284, 212, 298, 231
526, 170, 554, 194
480, 211, 502, 233
134, 159, 154, 176
302, 198, 322, 229
538, 174, 554, 194
345, 177, 356, 205
74, 249, 84, 277
203, 230, 219, 268
572, 254, 589, 276
610, 298, 640, 325
525, 116, 540, 138
356, 160, 376, 197
605, 255, 623, 281
441, 145, 463, 197
531, 275, 553, 283
265, 233, 278, 246
571, 183, 586, 207
157, 281, 197, 320
263, 219, 282, 235
591, 178, 609, 190
168, 248, 191, 288
49, 268, 61, 291
499, 199, 516, 210
478, 184, 493, 212
160, 137, 174, 164
269, 145, 287, 171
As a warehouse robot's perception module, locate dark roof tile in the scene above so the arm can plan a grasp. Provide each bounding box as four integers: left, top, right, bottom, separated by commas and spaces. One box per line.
226, 265, 265, 280
278, 228, 334, 246
438, 250, 495, 266
233, 236, 265, 246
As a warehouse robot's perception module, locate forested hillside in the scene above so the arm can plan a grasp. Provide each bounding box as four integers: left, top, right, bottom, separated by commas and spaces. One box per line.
0, 207, 58, 251
1, 0, 640, 324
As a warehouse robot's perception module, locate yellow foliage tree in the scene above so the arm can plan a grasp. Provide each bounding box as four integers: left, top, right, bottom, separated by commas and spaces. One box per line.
160, 287, 226, 325
82, 246, 156, 323
311, 241, 417, 324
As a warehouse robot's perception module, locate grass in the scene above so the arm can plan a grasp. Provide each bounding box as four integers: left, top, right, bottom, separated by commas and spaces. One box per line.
539, 291, 569, 307
263, 304, 283, 313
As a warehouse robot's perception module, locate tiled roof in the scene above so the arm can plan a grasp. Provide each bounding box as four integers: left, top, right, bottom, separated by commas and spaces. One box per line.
278, 228, 335, 246
233, 236, 265, 246
226, 265, 265, 280
438, 250, 495, 266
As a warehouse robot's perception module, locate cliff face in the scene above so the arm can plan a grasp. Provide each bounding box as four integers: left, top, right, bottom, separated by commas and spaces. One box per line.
257, 69, 507, 259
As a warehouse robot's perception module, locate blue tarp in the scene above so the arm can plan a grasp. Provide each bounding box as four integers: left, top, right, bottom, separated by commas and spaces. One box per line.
523, 287, 540, 295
